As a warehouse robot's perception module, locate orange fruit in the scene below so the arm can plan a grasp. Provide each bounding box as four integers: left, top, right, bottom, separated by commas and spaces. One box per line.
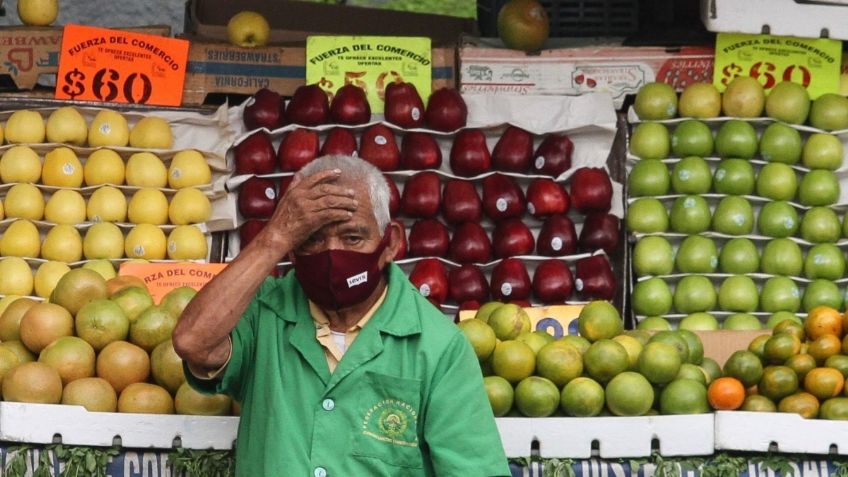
491, 340, 535, 385
514, 376, 560, 417
723, 350, 764, 388
583, 339, 629, 383
826, 354, 848, 379
806, 305, 843, 340
778, 391, 819, 419
804, 367, 844, 400
605, 371, 654, 416
785, 353, 817, 381
741, 394, 777, 412
660, 378, 710, 415
820, 397, 848, 420
774, 320, 805, 342
747, 334, 770, 360
758, 365, 799, 402
808, 334, 842, 364
707, 377, 746, 410
577, 300, 623, 342
497, 0, 549, 52
484, 376, 514, 417
763, 332, 801, 364
842, 334, 848, 355
560, 377, 605, 417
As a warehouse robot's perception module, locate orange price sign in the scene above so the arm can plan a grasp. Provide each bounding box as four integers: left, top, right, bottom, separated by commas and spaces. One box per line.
119, 262, 227, 304
55, 24, 189, 106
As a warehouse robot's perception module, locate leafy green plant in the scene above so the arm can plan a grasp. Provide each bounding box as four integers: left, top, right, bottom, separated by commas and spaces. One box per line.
53, 444, 119, 477
169, 448, 235, 477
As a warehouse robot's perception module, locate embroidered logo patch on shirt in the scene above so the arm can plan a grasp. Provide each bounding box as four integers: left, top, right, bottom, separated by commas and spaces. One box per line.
361, 399, 418, 447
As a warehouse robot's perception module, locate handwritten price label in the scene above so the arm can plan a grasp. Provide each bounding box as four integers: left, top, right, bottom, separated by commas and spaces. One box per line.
56, 24, 189, 106
713, 32, 840, 98
306, 36, 432, 114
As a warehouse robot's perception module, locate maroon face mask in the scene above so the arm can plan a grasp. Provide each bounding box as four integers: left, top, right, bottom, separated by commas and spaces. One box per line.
293, 228, 391, 310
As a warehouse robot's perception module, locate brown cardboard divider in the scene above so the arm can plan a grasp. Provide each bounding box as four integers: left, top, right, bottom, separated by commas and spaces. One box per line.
695, 329, 771, 367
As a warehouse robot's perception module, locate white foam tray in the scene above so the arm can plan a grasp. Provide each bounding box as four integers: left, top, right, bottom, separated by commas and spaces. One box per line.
0, 402, 238, 450
701, 0, 848, 40
496, 414, 715, 458
715, 411, 848, 454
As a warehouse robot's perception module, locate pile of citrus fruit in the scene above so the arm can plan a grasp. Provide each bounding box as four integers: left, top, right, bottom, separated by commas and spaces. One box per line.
459, 300, 719, 417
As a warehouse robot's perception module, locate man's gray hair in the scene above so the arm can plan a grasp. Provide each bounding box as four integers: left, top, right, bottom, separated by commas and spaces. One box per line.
298, 155, 391, 231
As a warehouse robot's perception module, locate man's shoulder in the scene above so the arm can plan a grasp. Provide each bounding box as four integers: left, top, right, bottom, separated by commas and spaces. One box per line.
389, 275, 461, 341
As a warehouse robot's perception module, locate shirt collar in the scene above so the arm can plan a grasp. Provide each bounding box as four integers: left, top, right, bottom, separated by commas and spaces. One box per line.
309, 286, 387, 332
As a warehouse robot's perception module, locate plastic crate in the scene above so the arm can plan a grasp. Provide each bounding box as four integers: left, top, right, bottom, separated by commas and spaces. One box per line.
478, 0, 640, 38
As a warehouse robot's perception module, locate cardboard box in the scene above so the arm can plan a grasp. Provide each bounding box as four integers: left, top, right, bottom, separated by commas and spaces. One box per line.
0, 25, 170, 91
701, 0, 848, 41
715, 410, 848, 454
695, 330, 770, 366
459, 40, 715, 109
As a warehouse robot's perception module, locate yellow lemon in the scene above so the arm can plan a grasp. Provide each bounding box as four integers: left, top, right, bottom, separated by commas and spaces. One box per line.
4, 183, 44, 220
46, 106, 87, 146
168, 188, 212, 225
33, 261, 71, 299
41, 224, 83, 262
129, 117, 173, 149
125, 152, 167, 188
42, 147, 83, 187
125, 224, 166, 260
0, 219, 40, 258
128, 188, 169, 225
44, 189, 86, 225
0, 146, 41, 183
88, 110, 129, 147
83, 222, 124, 260
168, 150, 212, 189
5, 110, 45, 144
0, 257, 33, 296
167, 225, 208, 260
84, 149, 125, 186
0, 294, 22, 317
81, 259, 117, 280
86, 186, 127, 223
17, 0, 58, 26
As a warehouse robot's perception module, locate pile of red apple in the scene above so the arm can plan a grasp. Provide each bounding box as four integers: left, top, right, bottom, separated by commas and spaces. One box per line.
232, 83, 621, 310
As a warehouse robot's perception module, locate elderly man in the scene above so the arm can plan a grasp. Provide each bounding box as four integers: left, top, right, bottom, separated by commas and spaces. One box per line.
173, 155, 510, 476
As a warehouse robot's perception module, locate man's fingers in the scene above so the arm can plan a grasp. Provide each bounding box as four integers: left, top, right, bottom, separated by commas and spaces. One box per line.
308, 183, 356, 199
314, 196, 359, 212
298, 169, 344, 190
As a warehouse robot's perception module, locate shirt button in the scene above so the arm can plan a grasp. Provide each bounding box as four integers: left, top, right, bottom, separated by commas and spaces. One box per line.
314, 467, 327, 477
322, 399, 335, 411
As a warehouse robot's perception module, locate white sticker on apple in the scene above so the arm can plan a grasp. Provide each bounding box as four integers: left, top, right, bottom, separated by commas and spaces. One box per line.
168, 241, 177, 253
375, 135, 387, 145
527, 203, 536, 215
63, 163, 75, 175
419, 283, 431, 297
500, 282, 512, 296
733, 214, 744, 225
535, 156, 545, 170
575, 278, 584, 291
678, 170, 690, 181
814, 254, 826, 265
245, 96, 256, 108
496, 198, 508, 212
551, 237, 563, 251
784, 218, 794, 229
683, 197, 695, 208
171, 168, 182, 179
411, 108, 421, 121
99, 123, 112, 135
714, 169, 726, 181
711, 256, 718, 268
133, 245, 145, 256
265, 187, 276, 200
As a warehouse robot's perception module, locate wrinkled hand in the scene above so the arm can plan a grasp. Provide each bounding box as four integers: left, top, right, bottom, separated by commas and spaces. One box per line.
263, 169, 358, 253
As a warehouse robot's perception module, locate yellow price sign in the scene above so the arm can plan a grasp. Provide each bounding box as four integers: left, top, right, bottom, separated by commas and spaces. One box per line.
306, 36, 432, 113
713, 32, 841, 99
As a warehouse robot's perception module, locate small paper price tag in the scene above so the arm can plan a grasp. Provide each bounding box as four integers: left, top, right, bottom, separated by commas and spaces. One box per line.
55, 24, 189, 106
713, 32, 841, 98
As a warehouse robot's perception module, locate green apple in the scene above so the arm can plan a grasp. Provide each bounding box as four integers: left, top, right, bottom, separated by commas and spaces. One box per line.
630, 122, 671, 160
765, 81, 810, 125
802, 133, 843, 170
675, 235, 718, 273
803, 243, 845, 281
636, 316, 673, 331
718, 237, 760, 274
802, 279, 843, 312
711, 196, 754, 235
765, 310, 803, 329
634, 82, 678, 120
679, 83, 721, 118
632, 277, 673, 316
633, 236, 674, 276
671, 156, 712, 194
718, 275, 759, 312
809, 93, 848, 131
626, 198, 669, 234
679, 312, 720, 331
671, 120, 713, 157
715, 120, 758, 159
798, 169, 840, 207
723, 313, 763, 330
757, 201, 799, 238
713, 158, 755, 195
761, 238, 803, 276
758, 122, 802, 164
759, 276, 801, 313
673, 275, 717, 314
756, 162, 798, 201
629, 159, 670, 197
670, 195, 712, 234
800, 206, 841, 243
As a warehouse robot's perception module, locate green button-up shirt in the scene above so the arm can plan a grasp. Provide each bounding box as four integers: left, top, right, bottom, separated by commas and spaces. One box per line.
187, 263, 510, 476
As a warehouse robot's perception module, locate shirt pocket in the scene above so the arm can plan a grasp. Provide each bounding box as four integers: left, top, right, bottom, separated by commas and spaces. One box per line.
352, 371, 424, 469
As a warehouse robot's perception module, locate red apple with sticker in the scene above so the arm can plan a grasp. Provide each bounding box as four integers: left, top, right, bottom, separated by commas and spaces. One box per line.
238, 177, 277, 218
482, 173, 526, 221
537, 214, 578, 256
490, 258, 531, 301
492, 218, 535, 258
442, 179, 482, 224
575, 255, 616, 300
570, 167, 613, 213
243, 88, 285, 130
359, 124, 400, 171
448, 222, 492, 264
492, 126, 533, 173
532, 133, 574, 177
235, 131, 276, 175
408, 219, 450, 257
450, 129, 491, 177
400, 171, 441, 218
400, 132, 442, 170
532, 259, 574, 303
285, 84, 329, 126
526, 178, 570, 218
385, 82, 425, 129
579, 212, 620, 253
448, 264, 489, 304
278, 128, 320, 172
425, 87, 467, 132
320, 128, 358, 156
409, 258, 449, 306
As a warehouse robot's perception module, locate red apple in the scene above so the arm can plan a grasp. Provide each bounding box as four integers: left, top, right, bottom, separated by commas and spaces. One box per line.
329, 84, 371, 125
359, 124, 400, 171
385, 82, 425, 129
492, 218, 535, 258
279, 176, 294, 197
490, 258, 531, 301
509, 299, 532, 308
448, 264, 489, 304
400, 171, 441, 218
234, 131, 276, 175
526, 178, 570, 218
450, 129, 490, 177
442, 179, 482, 225
575, 255, 616, 300
448, 222, 492, 264
532, 259, 574, 303
278, 128, 320, 172
239, 219, 268, 250
492, 126, 533, 173
425, 87, 467, 132
238, 177, 277, 219
570, 167, 613, 213
482, 173, 526, 221
400, 132, 442, 170
408, 219, 450, 257
285, 84, 329, 126
579, 213, 620, 254
409, 258, 449, 306
243, 88, 285, 130
385, 175, 401, 218
532, 133, 574, 177
320, 127, 358, 156
537, 215, 578, 256
459, 300, 481, 311
393, 220, 407, 260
